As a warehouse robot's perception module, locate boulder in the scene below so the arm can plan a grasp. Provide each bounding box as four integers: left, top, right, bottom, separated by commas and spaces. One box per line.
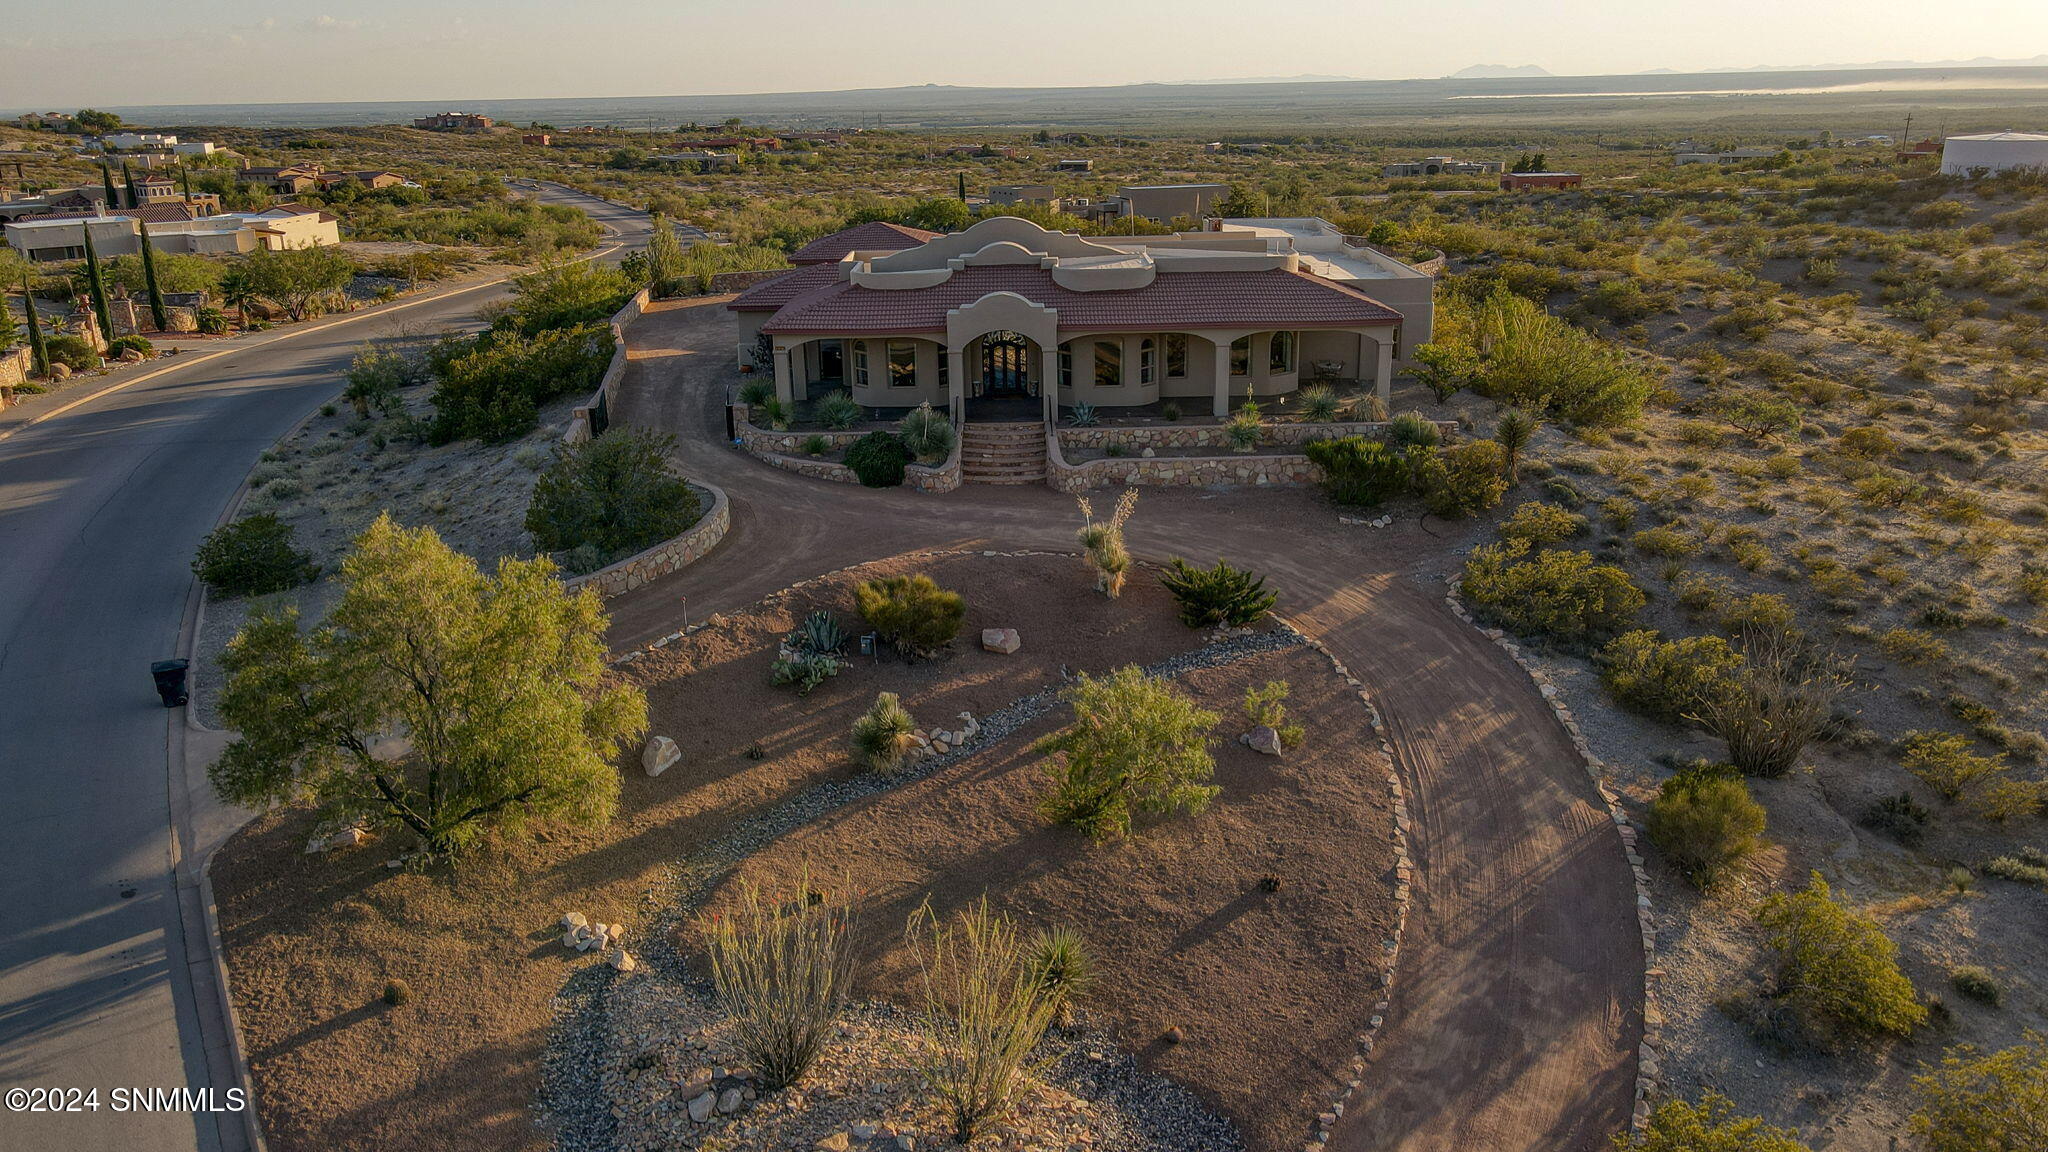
1243, 726, 1283, 756
980, 628, 1021, 655
117, 347, 145, 363
687, 1090, 716, 1123
716, 1087, 743, 1114
49, 362, 71, 380
323, 826, 369, 851
609, 948, 637, 973
642, 736, 680, 777
561, 911, 588, 929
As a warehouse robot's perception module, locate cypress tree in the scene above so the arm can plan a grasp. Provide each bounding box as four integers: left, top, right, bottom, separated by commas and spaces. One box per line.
22, 271, 49, 377
139, 222, 168, 331
101, 164, 119, 209
0, 286, 19, 352
180, 167, 192, 199
81, 222, 114, 344
120, 161, 138, 208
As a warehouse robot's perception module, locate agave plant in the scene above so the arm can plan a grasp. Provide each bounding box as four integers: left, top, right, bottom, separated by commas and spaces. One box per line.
1067, 402, 1098, 427
788, 610, 848, 656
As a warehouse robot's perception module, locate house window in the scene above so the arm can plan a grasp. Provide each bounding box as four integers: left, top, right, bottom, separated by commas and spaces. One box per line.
1139, 338, 1156, 385
888, 340, 917, 387
1058, 343, 1073, 388
1230, 336, 1251, 377
1164, 334, 1187, 378
938, 350, 949, 391
1269, 331, 1296, 374
852, 341, 869, 388
1094, 340, 1121, 388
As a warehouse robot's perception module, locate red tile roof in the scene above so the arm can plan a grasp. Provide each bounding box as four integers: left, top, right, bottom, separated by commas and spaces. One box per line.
759, 265, 1402, 336
787, 221, 942, 265
43, 203, 202, 224
727, 263, 840, 312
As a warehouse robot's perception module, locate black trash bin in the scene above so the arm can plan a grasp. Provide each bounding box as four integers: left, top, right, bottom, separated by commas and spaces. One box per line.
151, 659, 190, 708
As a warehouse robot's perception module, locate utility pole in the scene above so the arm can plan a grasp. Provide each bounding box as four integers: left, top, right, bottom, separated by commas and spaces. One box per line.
1902, 112, 1914, 146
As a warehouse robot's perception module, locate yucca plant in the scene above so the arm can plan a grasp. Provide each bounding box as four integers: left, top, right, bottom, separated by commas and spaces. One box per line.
850, 691, 917, 773
698, 871, 857, 1091
813, 390, 862, 431
1296, 384, 1342, 423
1075, 490, 1138, 597
1025, 925, 1096, 1021
1158, 557, 1278, 628
738, 379, 775, 407
898, 402, 957, 464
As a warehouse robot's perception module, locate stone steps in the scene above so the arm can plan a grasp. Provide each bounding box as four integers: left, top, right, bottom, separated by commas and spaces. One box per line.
961, 422, 1048, 485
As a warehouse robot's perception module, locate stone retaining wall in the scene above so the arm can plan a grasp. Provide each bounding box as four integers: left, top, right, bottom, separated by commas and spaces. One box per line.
564, 287, 652, 446
1049, 444, 1321, 494
563, 482, 730, 598
1057, 419, 1431, 452
733, 406, 961, 493
0, 346, 28, 406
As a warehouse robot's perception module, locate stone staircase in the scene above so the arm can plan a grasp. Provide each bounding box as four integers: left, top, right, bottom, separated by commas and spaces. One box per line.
960, 421, 1049, 485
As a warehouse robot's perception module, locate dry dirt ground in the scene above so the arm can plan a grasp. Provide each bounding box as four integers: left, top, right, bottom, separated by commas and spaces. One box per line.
214, 295, 1644, 1152
703, 640, 1398, 1152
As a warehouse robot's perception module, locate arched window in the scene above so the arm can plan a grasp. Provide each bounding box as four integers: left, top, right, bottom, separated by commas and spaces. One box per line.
1139, 338, 1156, 385
1058, 341, 1073, 388
1094, 340, 1121, 388
1229, 336, 1251, 377
1269, 331, 1295, 374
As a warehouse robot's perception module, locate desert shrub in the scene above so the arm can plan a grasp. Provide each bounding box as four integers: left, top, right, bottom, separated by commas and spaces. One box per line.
1693, 627, 1852, 778
801, 434, 830, 457
906, 899, 1063, 1143
1066, 402, 1098, 427
1036, 666, 1220, 839
1410, 441, 1508, 517
1633, 525, 1700, 559
897, 403, 955, 464
1500, 501, 1587, 545
772, 652, 842, 696
1296, 384, 1341, 421
1837, 426, 1898, 459
1597, 631, 1743, 724
44, 333, 99, 371
1880, 627, 1951, 666
1469, 287, 1655, 426
1715, 392, 1801, 440
1412, 341, 1479, 402
428, 322, 612, 443
1388, 409, 1441, 447
1158, 557, 1277, 628
342, 342, 425, 418
500, 260, 634, 336
1459, 538, 1645, 646
105, 334, 153, 358
755, 397, 793, 430
1242, 680, 1305, 749
1025, 925, 1096, 1013
738, 379, 775, 406
1909, 1034, 2048, 1152
1949, 967, 2001, 1006
812, 389, 861, 430
192, 512, 318, 597
1646, 762, 1767, 888
1901, 730, 2042, 822
1757, 872, 1926, 1042
1718, 593, 1798, 636
1224, 409, 1262, 452
1304, 436, 1409, 507
1860, 792, 1931, 847
525, 431, 699, 571
855, 574, 964, 658
845, 430, 909, 487
1983, 852, 2048, 887
850, 691, 916, 772
1618, 1092, 1811, 1152
1075, 490, 1137, 597
382, 979, 412, 1007
699, 873, 856, 1091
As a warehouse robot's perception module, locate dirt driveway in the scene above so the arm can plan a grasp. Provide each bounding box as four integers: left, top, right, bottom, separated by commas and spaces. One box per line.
605, 297, 1644, 1152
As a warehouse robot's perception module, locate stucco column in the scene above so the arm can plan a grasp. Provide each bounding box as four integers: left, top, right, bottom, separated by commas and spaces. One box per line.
772, 343, 795, 405
1041, 346, 1059, 423
1211, 338, 1232, 418
1374, 333, 1395, 410
946, 345, 966, 425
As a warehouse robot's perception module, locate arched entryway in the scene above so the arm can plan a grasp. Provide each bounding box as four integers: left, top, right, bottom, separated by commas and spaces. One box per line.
980, 330, 1032, 396
965, 330, 1044, 421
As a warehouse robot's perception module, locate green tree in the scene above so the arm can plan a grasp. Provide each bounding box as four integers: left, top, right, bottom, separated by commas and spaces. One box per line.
76, 108, 122, 134
210, 514, 645, 858
119, 161, 137, 209
217, 267, 256, 329
1757, 872, 1927, 1041
525, 431, 700, 569
80, 220, 113, 343
241, 245, 356, 322
1411, 441, 1509, 518
0, 287, 18, 352
1036, 665, 1220, 839
100, 164, 119, 208
1617, 1093, 1810, 1151
903, 196, 970, 232
502, 259, 632, 335
643, 214, 686, 297
137, 222, 168, 332
21, 270, 49, 375
1412, 341, 1480, 403
1644, 762, 1767, 888
192, 512, 318, 596
1910, 1033, 2048, 1152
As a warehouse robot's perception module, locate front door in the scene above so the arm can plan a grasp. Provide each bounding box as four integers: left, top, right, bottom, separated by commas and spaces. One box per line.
818, 340, 844, 383
980, 332, 1030, 396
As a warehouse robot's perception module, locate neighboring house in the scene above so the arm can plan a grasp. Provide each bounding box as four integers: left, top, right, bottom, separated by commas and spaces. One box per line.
521, 133, 552, 146
5, 205, 340, 261
1673, 147, 1778, 165
1500, 172, 1583, 190
171, 141, 219, 156
413, 112, 494, 131
988, 184, 1057, 206
1895, 139, 1941, 163
1053, 158, 1094, 172
240, 164, 325, 194
317, 170, 407, 190
0, 186, 219, 222
778, 132, 845, 145
15, 112, 74, 130
728, 215, 1430, 422
675, 136, 781, 150
1382, 156, 1503, 177
656, 151, 740, 171
102, 132, 177, 151
1068, 184, 1231, 225
1940, 131, 2048, 176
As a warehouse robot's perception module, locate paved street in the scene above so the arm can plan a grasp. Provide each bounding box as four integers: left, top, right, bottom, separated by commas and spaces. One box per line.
0, 186, 649, 1152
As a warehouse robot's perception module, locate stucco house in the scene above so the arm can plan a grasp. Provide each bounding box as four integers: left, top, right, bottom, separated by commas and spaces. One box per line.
5, 205, 340, 261
729, 215, 1431, 423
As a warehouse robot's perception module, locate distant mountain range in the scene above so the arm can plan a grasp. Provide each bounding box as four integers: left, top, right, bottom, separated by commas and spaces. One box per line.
1683, 54, 2048, 74
1449, 65, 1554, 79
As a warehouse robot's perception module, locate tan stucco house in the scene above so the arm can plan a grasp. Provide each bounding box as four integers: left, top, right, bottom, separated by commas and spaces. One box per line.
730, 215, 1432, 422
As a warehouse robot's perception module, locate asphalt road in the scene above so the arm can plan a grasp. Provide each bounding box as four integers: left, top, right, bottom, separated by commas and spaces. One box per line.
0, 186, 650, 1152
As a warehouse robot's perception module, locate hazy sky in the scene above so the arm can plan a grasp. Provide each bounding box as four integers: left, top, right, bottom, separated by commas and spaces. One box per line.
3, 0, 2045, 108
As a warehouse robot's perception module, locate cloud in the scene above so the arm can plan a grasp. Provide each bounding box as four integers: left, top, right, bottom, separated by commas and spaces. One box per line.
309, 14, 360, 31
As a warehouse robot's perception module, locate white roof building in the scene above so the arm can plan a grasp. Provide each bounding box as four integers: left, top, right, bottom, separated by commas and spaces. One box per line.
1940, 131, 2048, 177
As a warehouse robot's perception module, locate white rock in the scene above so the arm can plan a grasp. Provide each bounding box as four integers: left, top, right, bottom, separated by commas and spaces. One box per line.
609, 948, 636, 972
642, 735, 680, 777
561, 911, 588, 929
980, 628, 1021, 655
1141, 447, 1156, 458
